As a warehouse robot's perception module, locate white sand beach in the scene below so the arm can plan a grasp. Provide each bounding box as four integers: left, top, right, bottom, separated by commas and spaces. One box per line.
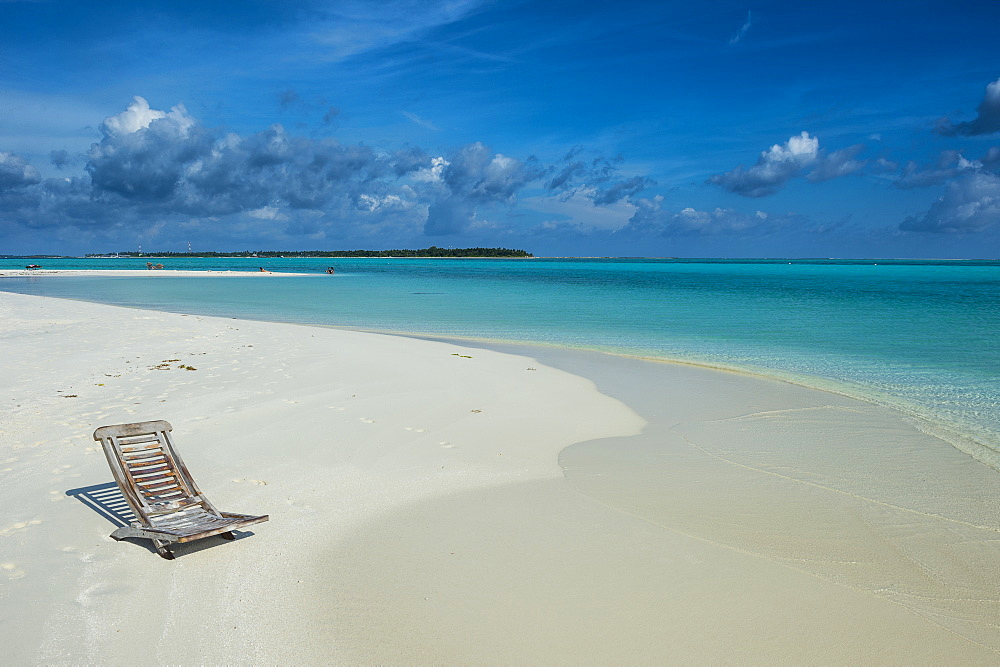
2, 289, 999, 664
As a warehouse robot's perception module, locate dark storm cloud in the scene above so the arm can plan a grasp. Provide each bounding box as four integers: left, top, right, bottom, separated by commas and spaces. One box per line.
1, 96, 753, 248
81, 98, 404, 218
390, 146, 433, 176
0, 151, 41, 191
936, 77, 1000, 137
0, 97, 566, 244
50, 149, 71, 169
88, 112, 215, 202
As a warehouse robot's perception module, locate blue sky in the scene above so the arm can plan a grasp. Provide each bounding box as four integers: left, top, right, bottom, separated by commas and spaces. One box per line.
1, 0, 999, 257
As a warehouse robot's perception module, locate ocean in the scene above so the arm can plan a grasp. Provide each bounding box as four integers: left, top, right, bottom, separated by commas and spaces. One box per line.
2, 256, 998, 459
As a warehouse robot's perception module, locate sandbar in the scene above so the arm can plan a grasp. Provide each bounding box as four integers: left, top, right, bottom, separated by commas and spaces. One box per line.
0, 269, 311, 278
1, 290, 998, 664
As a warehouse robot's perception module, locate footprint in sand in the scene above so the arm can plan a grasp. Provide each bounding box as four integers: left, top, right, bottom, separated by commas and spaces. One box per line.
360, 417, 375, 423
404, 427, 427, 433
0, 519, 42, 537
440, 442, 459, 449
1, 563, 26, 580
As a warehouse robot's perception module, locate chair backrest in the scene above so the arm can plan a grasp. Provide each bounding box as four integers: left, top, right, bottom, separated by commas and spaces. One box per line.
93, 420, 217, 523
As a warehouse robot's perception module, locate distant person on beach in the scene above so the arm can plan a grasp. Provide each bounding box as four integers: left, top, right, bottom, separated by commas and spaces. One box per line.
326, 267, 335, 274
259, 267, 270, 273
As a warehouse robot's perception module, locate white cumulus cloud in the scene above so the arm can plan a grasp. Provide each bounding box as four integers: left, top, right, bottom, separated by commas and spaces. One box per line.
710, 132, 865, 197
99, 96, 195, 137
900, 172, 1000, 233
622, 196, 793, 236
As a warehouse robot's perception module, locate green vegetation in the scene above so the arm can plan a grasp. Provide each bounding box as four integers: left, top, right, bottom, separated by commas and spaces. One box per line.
87, 246, 533, 258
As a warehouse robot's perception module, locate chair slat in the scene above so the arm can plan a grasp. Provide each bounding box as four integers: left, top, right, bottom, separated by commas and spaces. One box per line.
120, 439, 162, 450
132, 470, 176, 482
123, 451, 167, 462
137, 476, 181, 489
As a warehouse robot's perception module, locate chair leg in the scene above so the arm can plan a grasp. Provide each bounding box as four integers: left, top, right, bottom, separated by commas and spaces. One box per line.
154, 540, 175, 560
110, 525, 135, 541
220, 531, 236, 540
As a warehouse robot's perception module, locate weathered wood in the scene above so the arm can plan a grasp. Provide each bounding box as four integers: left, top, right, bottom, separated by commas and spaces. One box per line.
93, 420, 268, 559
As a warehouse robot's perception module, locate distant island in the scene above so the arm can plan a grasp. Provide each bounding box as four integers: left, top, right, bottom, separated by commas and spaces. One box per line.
86, 246, 533, 259
0, 254, 74, 259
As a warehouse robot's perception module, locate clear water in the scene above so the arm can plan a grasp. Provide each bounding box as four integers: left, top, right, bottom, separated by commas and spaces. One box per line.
2, 257, 998, 455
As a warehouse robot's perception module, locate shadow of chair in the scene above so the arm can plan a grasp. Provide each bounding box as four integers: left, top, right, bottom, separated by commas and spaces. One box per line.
65, 481, 137, 528
65, 481, 258, 558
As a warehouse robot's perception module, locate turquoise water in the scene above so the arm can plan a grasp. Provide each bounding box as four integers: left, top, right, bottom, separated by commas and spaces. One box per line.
2, 257, 998, 455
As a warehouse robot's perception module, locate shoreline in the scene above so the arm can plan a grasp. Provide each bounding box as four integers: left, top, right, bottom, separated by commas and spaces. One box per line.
334, 327, 1000, 472
3, 291, 1000, 661
310, 337, 1000, 661
2, 267, 997, 470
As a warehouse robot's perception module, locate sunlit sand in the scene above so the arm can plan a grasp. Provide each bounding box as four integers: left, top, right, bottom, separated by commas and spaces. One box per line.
2, 289, 998, 663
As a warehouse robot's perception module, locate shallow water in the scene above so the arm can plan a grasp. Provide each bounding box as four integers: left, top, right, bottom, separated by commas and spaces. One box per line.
2, 257, 998, 454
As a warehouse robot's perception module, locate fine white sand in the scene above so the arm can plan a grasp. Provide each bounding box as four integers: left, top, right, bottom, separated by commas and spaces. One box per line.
1, 290, 999, 664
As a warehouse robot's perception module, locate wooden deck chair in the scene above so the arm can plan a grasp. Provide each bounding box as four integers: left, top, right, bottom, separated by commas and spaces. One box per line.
93, 420, 268, 559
